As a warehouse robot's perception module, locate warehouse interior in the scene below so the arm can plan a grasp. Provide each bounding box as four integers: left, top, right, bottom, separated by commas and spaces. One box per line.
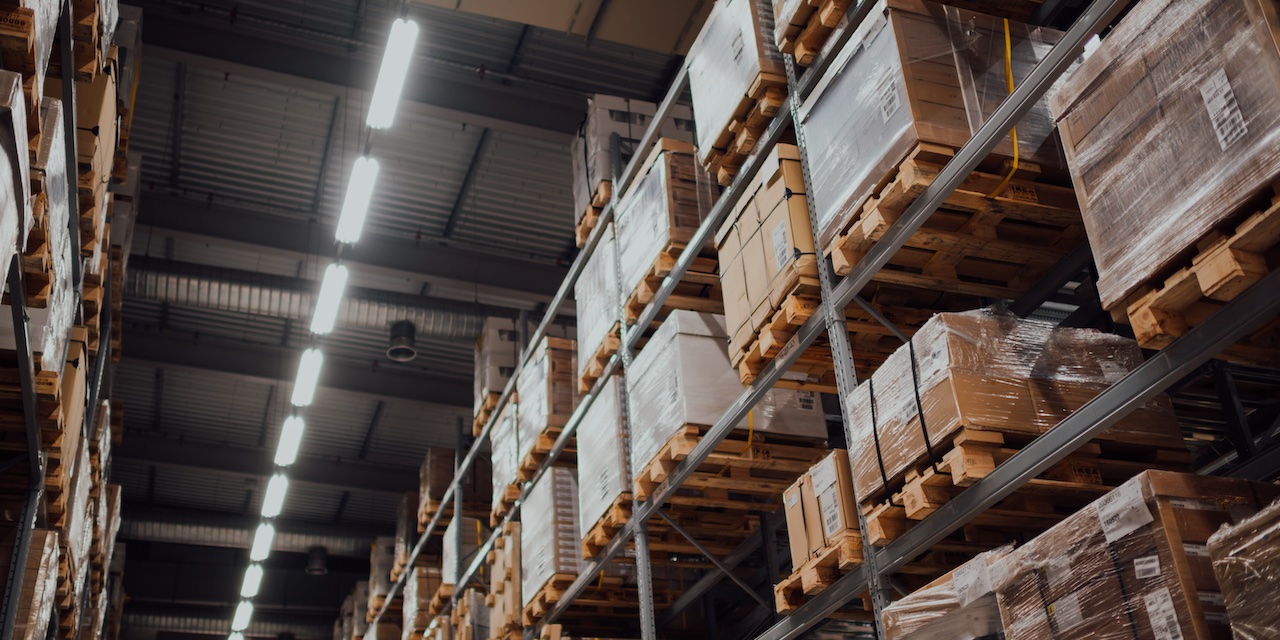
1, 0, 1278, 639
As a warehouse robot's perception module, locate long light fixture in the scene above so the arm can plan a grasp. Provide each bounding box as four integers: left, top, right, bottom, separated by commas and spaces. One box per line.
291, 348, 324, 407
240, 565, 264, 598
231, 601, 254, 632
311, 263, 349, 335
335, 157, 379, 244
249, 523, 275, 561
261, 474, 289, 518
366, 18, 420, 130
228, 634, 245, 640
274, 416, 306, 466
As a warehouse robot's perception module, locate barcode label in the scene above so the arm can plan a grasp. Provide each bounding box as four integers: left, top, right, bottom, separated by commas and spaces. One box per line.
1169, 497, 1221, 512
1200, 68, 1247, 151
952, 560, 991, 607
796, 391, 816, 411
1049, 592, 1085, 631
1135, 555, 1161, 579
877, 74, 901, 123
1204, 612, 1231, 625
772, 223, 791, 271
785, 492, 799, 508
1183, 543, 1210, 558
1198, 592, 1225, 607
819, 486, 843, 538
1096, 479, 1152, 543
1144, 587, 1184, 640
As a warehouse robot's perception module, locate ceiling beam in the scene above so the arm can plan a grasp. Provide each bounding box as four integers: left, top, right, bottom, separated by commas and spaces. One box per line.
119, 503, 393, 558
114, 433, 419, 495
123, 329, 474, 408
137, 4, 585, 141
136, 192, 566, 306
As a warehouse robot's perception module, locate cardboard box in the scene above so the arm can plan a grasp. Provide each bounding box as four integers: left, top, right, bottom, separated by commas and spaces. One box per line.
799, 474, 825, 560
1208, 498, 1280, 637
881, 546, 1011, 640
574, 222, 620, 382
782, 479, 809, 568
575, 375, 629, 541
515, 336, 579, 466
368, 536, 396, 605
520, 467, 581, 607
473, 317, 518, 413
442, 517, 485, 586
1048, 0, 1280, 310
810, 449, 859, 546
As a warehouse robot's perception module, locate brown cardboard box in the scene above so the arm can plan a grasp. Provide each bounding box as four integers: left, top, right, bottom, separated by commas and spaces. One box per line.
1208, 498, 1280, 637
782, 479, 809, 569
799, 474, 824, 561
881, 546, 1011, 640
810, 449, 859, 546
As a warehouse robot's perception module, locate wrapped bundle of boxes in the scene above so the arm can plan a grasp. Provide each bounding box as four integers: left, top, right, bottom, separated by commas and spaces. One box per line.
418, 446, 492, 534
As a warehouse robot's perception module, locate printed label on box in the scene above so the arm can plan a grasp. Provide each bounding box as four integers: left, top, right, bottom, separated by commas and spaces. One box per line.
876, 74, 901, 123
1183, 543, 1210, 558
1168, 498, 1221, 512
952, 560, 991, 607
797, 391, 816, 411
819, 485, 843, 538
1204, 612, 1231, 625
1096, 480, 1153, 543
1198, 592, 1225, 608
1134, 555, 1161, 580
777, 334, 802, 364
1049, 592, 1085, 631
1144, 587, 1184, 640
772, 222, 790, 271
1200, 68, 1247, 151
811, 455, 837, 492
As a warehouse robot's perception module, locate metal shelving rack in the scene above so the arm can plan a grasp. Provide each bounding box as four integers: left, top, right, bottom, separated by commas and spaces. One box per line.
368, 0, 1280, 638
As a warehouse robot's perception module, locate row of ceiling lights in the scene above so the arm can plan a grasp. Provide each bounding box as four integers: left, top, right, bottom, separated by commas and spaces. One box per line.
226, 14, 421, 640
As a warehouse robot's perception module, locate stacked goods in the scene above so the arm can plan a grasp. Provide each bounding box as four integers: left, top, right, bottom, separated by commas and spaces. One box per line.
393, 492, 416, 580
846, 309, 1188, 547
402, 566, 442, 640
336, 595, 355, 640
489, 404, 519, 524
771, 0, 851, 66
424, 616, 451, 640
352, 582, 371, 640
520, 467, 582, 625
572, 94, 695, 246
55, 352, 95, 636
688, 0, 786, 184
368, 536, 397, 619
450, 589, 490, 640
0, 525, 59, 640
994, 471, 1280, 638
805, 1, 1082, 301
103, 541, 123, 640
473, 318, 518, 434
418, 447, 492, 531
1208, 498, 1280, 638
108, 5, 139, 185
574, 223, 619, 393
879, 546, 1012, 639
615, 139, 720, 323
1049, 0, 1280, 364
627, 310, 828, 535
0, 0, 59, 128
514, 336, 578, 480
486, 522, 521, 640
435, 516, 486, 615
575, 374, 630, 558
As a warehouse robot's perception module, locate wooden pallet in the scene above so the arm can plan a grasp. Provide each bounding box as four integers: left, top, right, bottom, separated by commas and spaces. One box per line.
577, 323, 620, 394
828, 143, 1085, 299
490, 483, 521, 528
575, 180, 612, 248
775, 0, 852, 66
415, 499, 490, 534
515, 428, 576, 482
581, 493, 632, 559
622, 245, 723, 324
773, 531, 871, 619
633, 424, 827, 511
521, 573, 677, 629
858, 427, 1190, 547
702, 72, 788, 186
471, 391, 502, 437
0, 5, 45, 134
1116, 189, 1280, 367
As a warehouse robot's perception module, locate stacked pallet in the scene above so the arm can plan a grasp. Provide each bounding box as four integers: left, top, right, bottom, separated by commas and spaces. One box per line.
514, 336, 578, 482
485, 522, 521, 640
417, 447, 492, 533
401, 566, 441, 640
449, 589, 490, 640
574, 224, 620, 393
473, 318, 517, 435
367, 536, 398, 622
488, 404, 520, 525
433, 516, 486, 617
0, 524, 59, 640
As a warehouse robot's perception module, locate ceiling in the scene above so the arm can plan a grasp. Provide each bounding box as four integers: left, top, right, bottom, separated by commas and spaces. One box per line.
112, 1, 700, 638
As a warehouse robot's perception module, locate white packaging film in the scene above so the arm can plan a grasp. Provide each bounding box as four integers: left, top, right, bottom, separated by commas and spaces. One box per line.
514, 337, 578, 469
474, 317, 518, 413
368, 536, 396, 601
520, 467, 582, 607
490, 402, 518, 509
574, 223, 620, 381
352, 581, 370, 638
575, 375, 628, 537
880, 545, 1013, 640
441, 517, 483, 586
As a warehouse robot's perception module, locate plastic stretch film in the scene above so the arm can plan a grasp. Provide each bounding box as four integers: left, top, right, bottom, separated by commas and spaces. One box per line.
1048, 0, 1280, 309
369, 536, 396, 605
353, 581, 371, 638
475, 318, 518, 414
992, 471, 1280, 639
394, 492, 416, 574
881, 545, 1012, 640
450, 589, 490, 640
575, 374, 629, 539
491, 402, 519, 509
1207, 498, 1280, 639
575, 222, 620, 381
800, 0, 1064, 250
401, 566, 441, 640
0, 71, 25, 313
614, 141, 716, 311
12, 529, 59, 640
421, 447, 492, 520
515, 336, 579, 469
844, 308, 1183, 502
337, 595, 355, 640
688, 0, 786, 165
626, 310, 827, 475
442, 517, 484, 586
521, 467, 582, 607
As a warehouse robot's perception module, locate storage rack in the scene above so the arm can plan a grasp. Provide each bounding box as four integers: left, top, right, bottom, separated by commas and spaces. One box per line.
369, 0, 1280, 638
0, 0, 119, 636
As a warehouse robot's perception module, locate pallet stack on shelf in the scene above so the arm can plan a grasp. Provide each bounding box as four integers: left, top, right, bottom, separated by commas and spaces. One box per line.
418, 447, 491, 534
358, 0, 1280, 638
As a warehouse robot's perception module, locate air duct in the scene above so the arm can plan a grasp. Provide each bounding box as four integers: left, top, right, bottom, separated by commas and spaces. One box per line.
126, 256, 487, 340
118, 508, 380, 558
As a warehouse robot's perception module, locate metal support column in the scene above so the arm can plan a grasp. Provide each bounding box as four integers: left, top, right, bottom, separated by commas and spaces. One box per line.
1211, 362, 1258, 460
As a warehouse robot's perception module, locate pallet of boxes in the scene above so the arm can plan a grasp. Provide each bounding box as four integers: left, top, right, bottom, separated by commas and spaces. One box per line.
473, 318, 517, 436
367, 536, 398, 623
485, 521, 520, 640
417, 446, 491, 533
401, 563, 441, 640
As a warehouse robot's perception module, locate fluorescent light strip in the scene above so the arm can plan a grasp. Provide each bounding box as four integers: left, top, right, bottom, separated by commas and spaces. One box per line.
228, 634, 245, 640
366, 18, 420, 130
274, 416, 306, 466
261, 474, 289, 518
311, 263, 349, 335
291, 348, 324, 407
335, 157, 379, 245
231, 601, 254, 632
249, 523, 275, 561
240, 565, 264, 598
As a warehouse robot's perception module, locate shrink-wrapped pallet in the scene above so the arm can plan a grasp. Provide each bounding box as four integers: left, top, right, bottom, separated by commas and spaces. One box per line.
369, 536, 396, 610
844, 308, 1183, 502
626, 310, 827, 475
474, 318, 518, 414
520, 467, 581, 607
442, 517, 484, 586
575, 374, 628, 540
402, 566, 441, 638
5, 528, 59, 640
801, 0, 1063, 250
1207, 498, 1280, 638
993, 471, 1280, 639
571, 94, 695, 218
1048, 0, 1280, 310
881, 545, 1011, 640
420, 447, 492, 526
574, 222, 620, 382
490, 403, 519, 511
352, 582, 370, 639
515, 336, 578, 469
394, 492, 416, 573
450, 589, 490, 640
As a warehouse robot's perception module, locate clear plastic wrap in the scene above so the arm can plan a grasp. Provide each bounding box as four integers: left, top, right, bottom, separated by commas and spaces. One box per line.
687, 0, 786, 164
474, 317, 518, 413
450, 589, 490, 640
991, 471, 1280, 639
515, 336, 579, 468
402, 566, 441, 639
490, 402, 519, 509
32, 99, 72, 370
421, 448, 492, 520
626, 310, 827, 475
574, 222, 620, 381
98, 0, 119, 63
844, 308, 1183, 502
369, 536, 396, 605
353, 582, 370, 639
1207, 498, 1280, 639
442, 517, 484, 586
1048, 0, 1280, 309
0, 71, 25, 304
614, 141, 716, 311
800, 0, 1064, 250
575, 374, 628, 538
881, 545, 1012, 640
13, 529, 58, 640
394, 492, 416, 572
520, 467, 582, 607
